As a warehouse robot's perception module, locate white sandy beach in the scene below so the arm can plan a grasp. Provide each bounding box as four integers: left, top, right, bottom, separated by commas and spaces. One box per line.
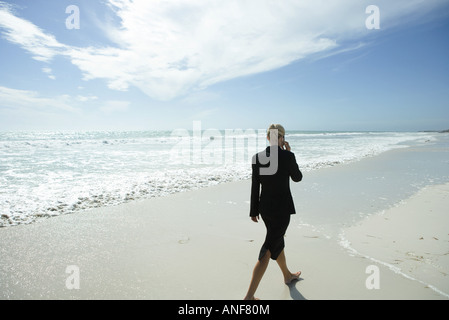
0, 138, 448, 300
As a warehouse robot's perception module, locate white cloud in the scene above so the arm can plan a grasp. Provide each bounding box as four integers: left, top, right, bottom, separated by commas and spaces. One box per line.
77, 95, 98, 102
100, 100, 130, 113
0, 0, 447, 101
0, 86, 79, 113
0, 2, 66, 62
42, 67, 56, 80
182, 91, 221, 105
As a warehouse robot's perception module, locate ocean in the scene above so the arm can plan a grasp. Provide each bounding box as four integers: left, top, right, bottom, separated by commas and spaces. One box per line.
0, 129, 437, 227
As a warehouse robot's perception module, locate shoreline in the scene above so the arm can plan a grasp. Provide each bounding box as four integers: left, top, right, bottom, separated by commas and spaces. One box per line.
1, 136, 448, 299
341, 183, 449, 298
0, 130, 439, 228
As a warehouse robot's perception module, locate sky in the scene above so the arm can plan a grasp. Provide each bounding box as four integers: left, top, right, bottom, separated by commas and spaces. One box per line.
0, 0, 448, 132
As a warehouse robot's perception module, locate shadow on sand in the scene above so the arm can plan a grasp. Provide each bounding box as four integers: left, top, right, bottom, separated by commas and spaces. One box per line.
287, 278, 306, 300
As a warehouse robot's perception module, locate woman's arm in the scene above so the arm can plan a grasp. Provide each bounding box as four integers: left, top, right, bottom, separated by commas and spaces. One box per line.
289, 152, 303, 182
250, 155, 261, 218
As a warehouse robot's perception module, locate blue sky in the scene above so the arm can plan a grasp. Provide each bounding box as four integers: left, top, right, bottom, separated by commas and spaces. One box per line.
0, 0, 448, 132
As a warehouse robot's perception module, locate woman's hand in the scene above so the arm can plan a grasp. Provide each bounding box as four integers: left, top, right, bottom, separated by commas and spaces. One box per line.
251, 215, 259, 223
283, 141, 291, 151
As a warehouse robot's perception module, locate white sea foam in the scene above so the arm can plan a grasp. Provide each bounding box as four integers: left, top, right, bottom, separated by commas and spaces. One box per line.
0, 130, 438, 227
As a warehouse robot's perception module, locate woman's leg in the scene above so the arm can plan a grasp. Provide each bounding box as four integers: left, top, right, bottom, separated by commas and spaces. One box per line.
244, 250, 271, 300
276, 249, 301, 284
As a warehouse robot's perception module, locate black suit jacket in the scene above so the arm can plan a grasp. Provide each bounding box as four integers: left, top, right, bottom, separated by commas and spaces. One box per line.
250, 146, 302, 217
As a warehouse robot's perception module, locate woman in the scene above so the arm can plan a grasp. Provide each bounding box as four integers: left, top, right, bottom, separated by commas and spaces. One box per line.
244, 124, 303, 300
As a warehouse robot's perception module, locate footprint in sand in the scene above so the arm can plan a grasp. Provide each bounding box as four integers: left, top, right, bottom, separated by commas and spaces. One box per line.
178, 236, 190, 244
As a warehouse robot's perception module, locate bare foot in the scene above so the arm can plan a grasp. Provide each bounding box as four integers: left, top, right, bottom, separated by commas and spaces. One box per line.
284, 271, 301, 285
243, 296, 260, 300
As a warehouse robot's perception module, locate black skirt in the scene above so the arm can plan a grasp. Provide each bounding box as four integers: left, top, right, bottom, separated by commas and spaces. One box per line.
258, 214, 291, 261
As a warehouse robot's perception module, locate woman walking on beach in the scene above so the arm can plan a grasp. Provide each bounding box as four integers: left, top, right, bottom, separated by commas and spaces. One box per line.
244, 124, 303, 300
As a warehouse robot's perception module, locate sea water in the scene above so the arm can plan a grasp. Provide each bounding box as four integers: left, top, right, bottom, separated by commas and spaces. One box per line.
0, 129, 438, 227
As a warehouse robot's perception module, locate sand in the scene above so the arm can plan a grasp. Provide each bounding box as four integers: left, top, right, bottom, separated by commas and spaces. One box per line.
1, 140, 448, 300
342, 183, 449, 298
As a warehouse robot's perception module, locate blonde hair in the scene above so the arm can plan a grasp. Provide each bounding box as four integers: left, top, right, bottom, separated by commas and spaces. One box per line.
266, 124, 285, 139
